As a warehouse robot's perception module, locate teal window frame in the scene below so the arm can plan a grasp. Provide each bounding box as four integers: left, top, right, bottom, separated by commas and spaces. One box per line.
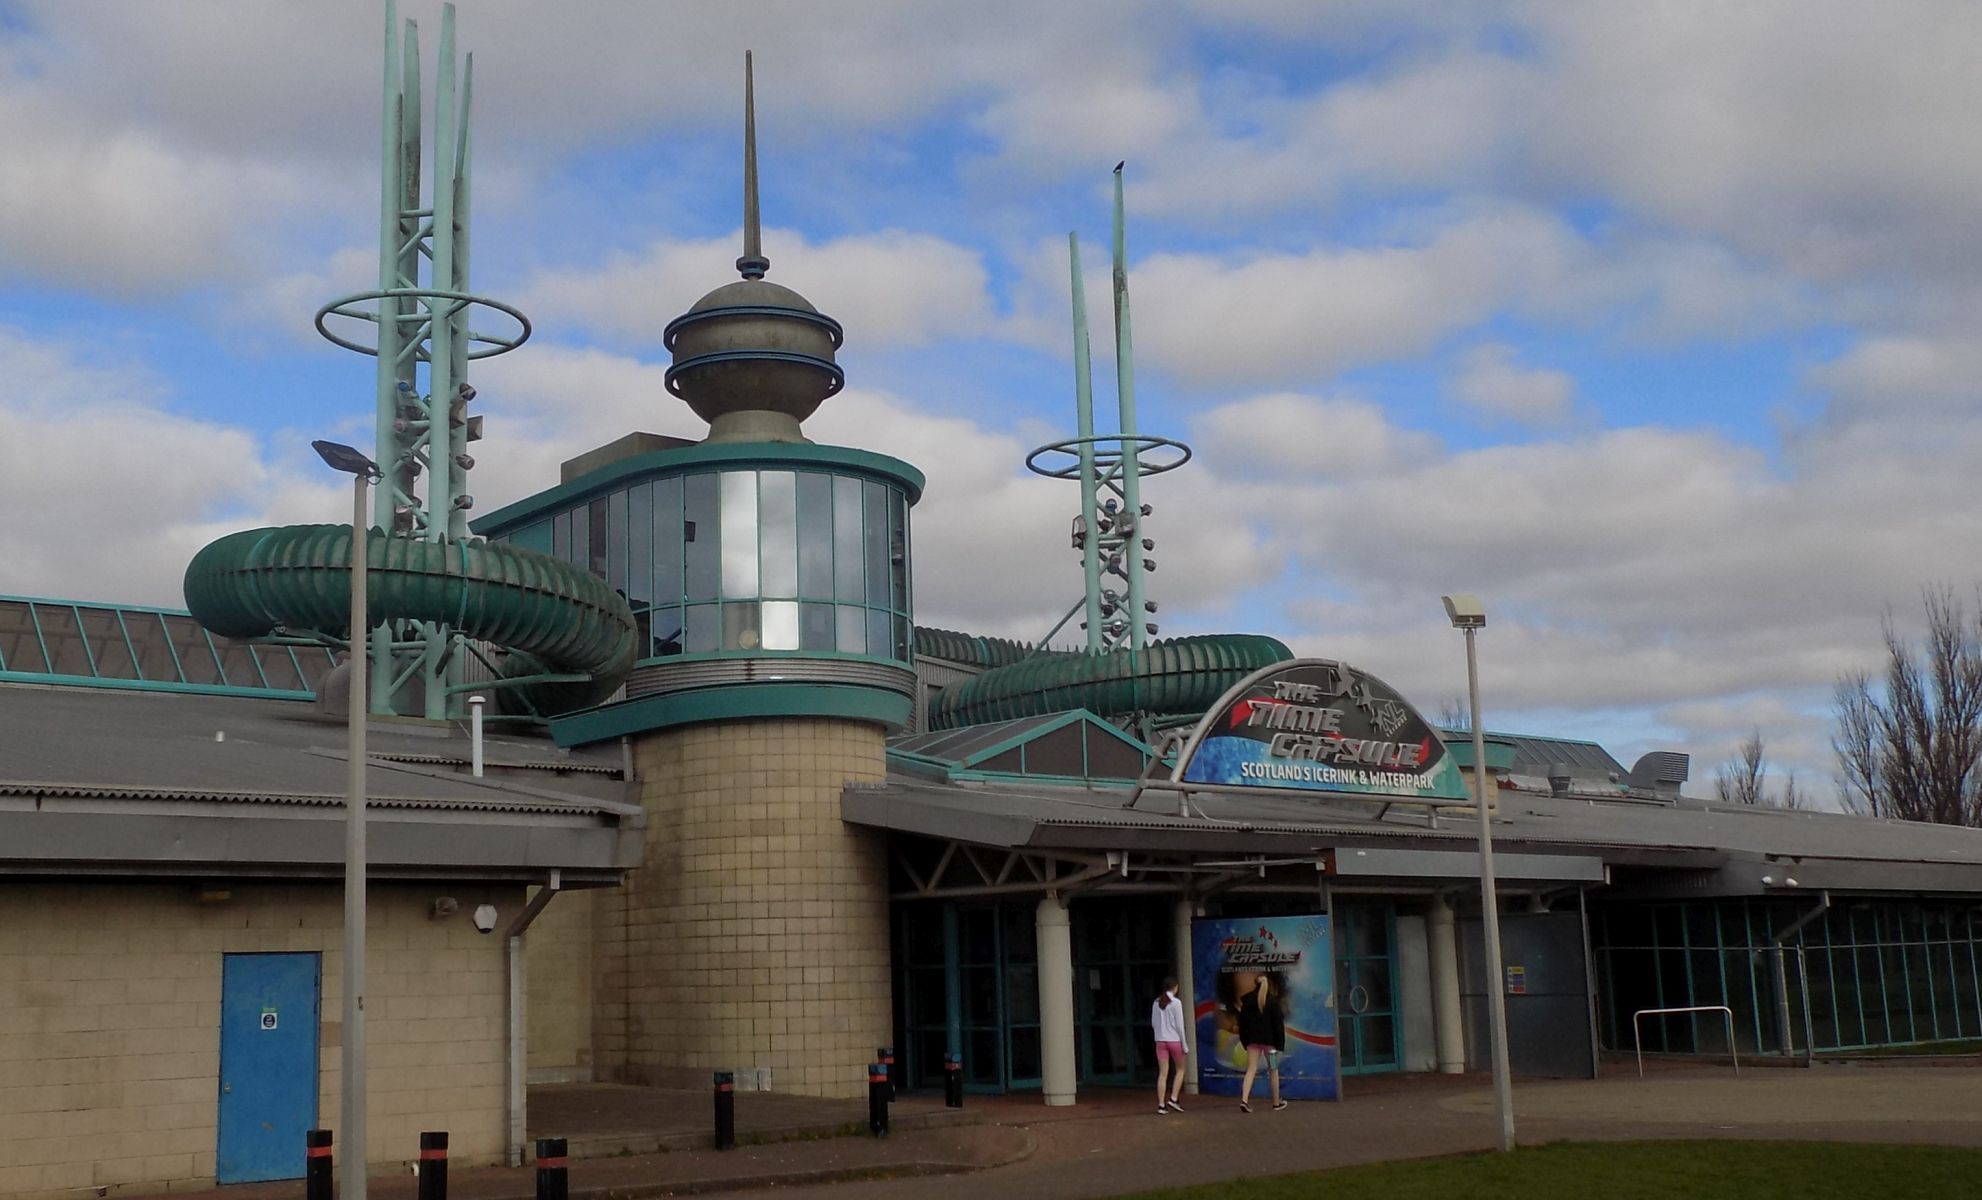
1594, 898, 1982, 1055
529, 466, 913, 667
0, 596, 333, 699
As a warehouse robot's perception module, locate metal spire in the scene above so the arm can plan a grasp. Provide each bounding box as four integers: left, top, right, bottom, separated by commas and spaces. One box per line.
737, 51, 770, 280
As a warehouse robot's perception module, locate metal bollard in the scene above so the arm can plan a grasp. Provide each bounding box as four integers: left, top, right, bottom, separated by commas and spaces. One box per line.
304, 1130, 333, 1200
877, 1046, 896, 1102
944, 1052, 964, 1109
534, 1137, 568, 1200
417, 1131, 447, 1200
867, 1063, 890, 1137
713, 1071, 736, 1151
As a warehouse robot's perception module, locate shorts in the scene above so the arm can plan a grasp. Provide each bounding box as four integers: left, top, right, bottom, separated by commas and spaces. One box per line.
1245, 1043, 1277, 1055
1155, 1040, 1186, 1064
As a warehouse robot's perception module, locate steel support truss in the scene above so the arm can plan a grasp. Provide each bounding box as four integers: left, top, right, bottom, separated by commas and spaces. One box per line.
313, 1, 531, 720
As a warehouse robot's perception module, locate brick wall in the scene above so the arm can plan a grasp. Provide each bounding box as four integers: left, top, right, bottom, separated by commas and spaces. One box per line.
610, 717, 892, 1098
0, 880, 519, 1200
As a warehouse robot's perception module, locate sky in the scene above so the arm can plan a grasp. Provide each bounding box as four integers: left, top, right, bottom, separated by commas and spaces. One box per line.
1, 1, 1978, 803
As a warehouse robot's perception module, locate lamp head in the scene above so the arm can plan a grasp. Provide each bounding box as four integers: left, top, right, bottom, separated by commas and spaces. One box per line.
1442, 593, 1487, 630
312, 439, 381, 481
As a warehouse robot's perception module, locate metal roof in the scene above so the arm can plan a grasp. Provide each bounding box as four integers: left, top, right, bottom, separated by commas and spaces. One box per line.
842, 774, 1982, 897
0, 681, 638, 881
890, 713, 1067, 762
1468, 729, 1629, 779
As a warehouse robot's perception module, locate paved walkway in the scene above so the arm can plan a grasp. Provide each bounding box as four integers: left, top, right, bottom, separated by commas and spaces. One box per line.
125, 1064, 1982, 1200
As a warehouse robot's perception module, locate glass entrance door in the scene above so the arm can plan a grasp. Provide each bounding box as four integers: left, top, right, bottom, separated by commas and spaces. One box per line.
1334, 903, 1401, 1074
1075, 898, 1173, 1085
895, 901, 1041, 1093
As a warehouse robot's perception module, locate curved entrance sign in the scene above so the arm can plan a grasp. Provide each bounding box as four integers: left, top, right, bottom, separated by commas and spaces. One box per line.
1174, 658, 1467, 801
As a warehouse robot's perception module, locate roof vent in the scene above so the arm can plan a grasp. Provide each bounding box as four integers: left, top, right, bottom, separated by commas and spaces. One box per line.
1630, 751, 1690, 798
1548, 764, 1571, 797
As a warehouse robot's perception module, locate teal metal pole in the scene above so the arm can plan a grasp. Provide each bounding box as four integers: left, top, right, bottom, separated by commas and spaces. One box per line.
370, 2, 403, 717
1068, 233, 1103, 653
427, 6, 458, 553
450, 52, 474, 543
420, 5, 461, 719
1111, 164, 1147, 657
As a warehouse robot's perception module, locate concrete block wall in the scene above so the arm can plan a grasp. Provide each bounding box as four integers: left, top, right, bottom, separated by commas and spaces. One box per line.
525, 885, 595, 1080
0, 880, 519, 1200
612, 717, 892, 1098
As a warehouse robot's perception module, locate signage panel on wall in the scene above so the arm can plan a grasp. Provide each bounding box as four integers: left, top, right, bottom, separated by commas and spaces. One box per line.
1175, 659, 1467, 801
1191, 914, 1340, 1101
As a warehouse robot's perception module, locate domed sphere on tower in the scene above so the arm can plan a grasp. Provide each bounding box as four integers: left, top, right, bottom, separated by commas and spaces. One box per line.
663, 53, 843, 444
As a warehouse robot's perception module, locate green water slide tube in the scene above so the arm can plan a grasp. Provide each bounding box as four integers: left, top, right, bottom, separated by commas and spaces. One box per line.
183, 524, 636, 715
928, 633, 1292, 731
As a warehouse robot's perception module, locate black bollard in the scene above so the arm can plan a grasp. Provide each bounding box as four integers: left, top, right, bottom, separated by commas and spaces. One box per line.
417, 1132, 447, 1200
713, 1070, 736, 1151
944, 1052, 964, 1109
534, 1137, 568, 1200
304, 1130, 333, 1200
877, 1046, 896, 1102
867, 1063, 890, 1137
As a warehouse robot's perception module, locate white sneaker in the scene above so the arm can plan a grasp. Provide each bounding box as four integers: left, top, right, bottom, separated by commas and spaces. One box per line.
1167, 1099, 1183, 1112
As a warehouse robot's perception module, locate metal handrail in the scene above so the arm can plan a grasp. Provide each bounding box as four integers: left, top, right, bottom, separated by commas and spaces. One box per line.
1632, 1005, 1739, 1078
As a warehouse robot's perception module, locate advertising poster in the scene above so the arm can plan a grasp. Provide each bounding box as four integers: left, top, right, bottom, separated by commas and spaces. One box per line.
1191, 914, 1340, 1100
1176, 659, 1467, 802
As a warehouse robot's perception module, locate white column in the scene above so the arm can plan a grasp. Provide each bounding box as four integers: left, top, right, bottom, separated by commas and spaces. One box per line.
1428, 892, 1466, 1075
1036, 894, 1078, 1106
1171, 897, 1198, 1095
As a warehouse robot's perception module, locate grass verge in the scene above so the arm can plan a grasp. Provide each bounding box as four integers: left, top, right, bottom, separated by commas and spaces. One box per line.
1117, 1140, 1982, 1200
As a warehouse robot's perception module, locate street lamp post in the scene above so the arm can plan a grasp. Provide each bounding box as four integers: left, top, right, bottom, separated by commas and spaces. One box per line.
1442, 593, 1515, 1153
314, 439, 381, 1199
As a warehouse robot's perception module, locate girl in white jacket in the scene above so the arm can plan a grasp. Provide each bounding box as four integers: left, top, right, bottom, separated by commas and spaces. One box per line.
1151, 976, 1188, 1113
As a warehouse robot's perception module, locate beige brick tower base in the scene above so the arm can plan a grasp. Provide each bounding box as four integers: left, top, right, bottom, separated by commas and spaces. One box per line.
608, 716, 892, 1098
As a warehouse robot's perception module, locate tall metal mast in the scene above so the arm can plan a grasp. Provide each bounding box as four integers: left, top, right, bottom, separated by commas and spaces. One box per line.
1028, 164, 1190, 660
316, 0, 532, 719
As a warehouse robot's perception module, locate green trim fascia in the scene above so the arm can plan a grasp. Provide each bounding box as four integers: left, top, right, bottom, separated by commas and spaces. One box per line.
884, 752, 954, 781
0, 593, 199, 616
551, 682, 911, 746
1439, 734, 1518, 771
634, 648, 913, 671
475, 440, 926, 536
948, 769, 1135, 790
0, 671, 316, 702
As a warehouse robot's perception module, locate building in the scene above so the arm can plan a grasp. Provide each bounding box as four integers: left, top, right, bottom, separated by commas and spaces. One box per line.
8, 14, 1982, 1200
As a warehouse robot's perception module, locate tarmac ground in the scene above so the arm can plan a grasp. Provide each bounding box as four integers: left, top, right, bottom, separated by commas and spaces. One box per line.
124, 1060, 1982, 1200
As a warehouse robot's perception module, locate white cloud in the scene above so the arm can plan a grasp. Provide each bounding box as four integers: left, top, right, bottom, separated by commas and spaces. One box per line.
520, 228, 995, 352
1192, 393, 1440, 477
1805, 334, 1982, 422
0, 327, 342, 607
1129, 206, 1582, 389
1450, 343, 1575, 426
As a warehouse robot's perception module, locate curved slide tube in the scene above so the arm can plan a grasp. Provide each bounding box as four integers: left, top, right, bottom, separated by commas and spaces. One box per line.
184, 524, 636, 715
929, 633, 1292, 731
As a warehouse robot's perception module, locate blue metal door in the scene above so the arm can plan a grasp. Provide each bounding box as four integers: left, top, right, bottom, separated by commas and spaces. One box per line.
218, 952, 320, 1183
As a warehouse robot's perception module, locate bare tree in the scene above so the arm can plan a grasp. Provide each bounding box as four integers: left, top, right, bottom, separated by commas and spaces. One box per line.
1437, 695, 1470, 731
1713, 730, 1805, 808
1715, 730, 1767, 805
1778, 769, 1807, 812
1831, 586, 1982, 826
